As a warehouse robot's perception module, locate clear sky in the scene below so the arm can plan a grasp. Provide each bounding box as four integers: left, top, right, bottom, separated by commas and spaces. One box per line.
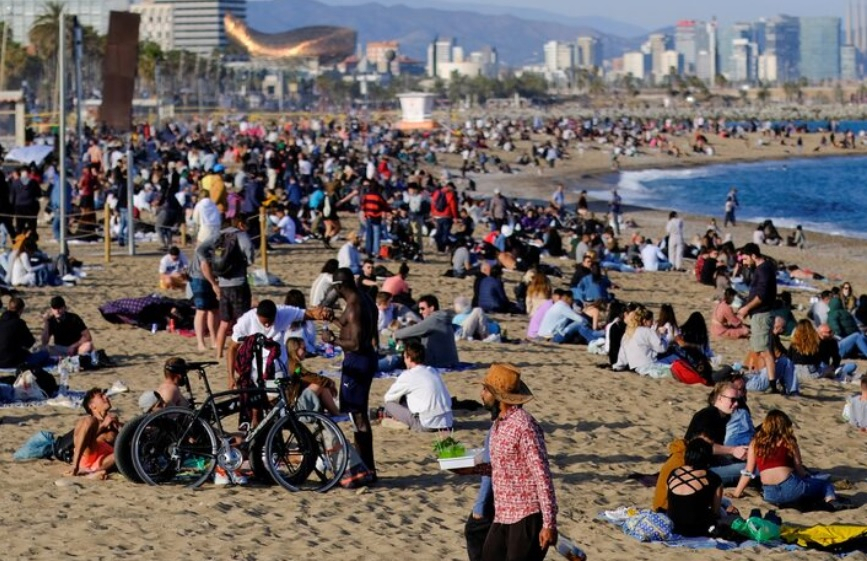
316, 0, 848, 31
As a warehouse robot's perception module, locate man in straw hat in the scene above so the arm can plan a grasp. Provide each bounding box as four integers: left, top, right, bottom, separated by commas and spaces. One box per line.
454, 363, 558, 560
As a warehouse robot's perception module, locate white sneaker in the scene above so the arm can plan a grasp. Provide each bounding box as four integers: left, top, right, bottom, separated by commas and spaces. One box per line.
214, 466, 247, 485
214, 467, 231, 486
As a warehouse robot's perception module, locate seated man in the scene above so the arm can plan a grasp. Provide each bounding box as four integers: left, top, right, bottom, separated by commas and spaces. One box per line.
640, 238, 673, 272
268, 205, 297, 244
846, 374, 867, 432
382, 295, 460, 372
159, 246, 189, 290
68, 387, 121, 479
537, 289, 604, 344
382, 340, 453, 432
40, 296, 94, 359
337, 231, 362, 275
477, 264, 520, 314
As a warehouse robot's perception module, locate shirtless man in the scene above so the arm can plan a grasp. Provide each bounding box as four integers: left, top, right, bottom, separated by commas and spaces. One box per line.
158, 357, 191, 407
323, 268, 379, 485
68, 387, 122, 479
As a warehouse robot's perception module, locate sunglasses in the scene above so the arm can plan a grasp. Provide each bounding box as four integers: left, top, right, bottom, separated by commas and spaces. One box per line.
721, 394, 740, 404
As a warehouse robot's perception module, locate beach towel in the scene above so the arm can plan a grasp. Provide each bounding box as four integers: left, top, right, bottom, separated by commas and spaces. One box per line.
99, 294, 195, 331
0, 389, 86, 410
780, 524, 867, 553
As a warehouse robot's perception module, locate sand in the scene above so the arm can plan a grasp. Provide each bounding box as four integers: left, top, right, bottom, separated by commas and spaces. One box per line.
2, 129, 866, 561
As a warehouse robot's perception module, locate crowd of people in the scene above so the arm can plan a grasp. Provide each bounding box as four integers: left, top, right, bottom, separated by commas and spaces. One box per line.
2, 113, 865, 560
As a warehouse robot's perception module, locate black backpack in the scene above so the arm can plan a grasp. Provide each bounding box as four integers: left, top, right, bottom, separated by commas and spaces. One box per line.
211, 230, 247, 279
433, 189, 448, 213
53, 430, 75, 463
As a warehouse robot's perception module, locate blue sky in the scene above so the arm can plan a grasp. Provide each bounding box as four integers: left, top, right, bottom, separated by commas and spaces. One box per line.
314, 0, 848, 30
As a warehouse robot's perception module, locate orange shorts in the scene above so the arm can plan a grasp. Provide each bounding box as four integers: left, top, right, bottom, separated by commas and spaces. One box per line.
80, 440, 113, 473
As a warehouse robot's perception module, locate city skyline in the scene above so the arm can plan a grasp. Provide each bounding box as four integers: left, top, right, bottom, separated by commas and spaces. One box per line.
312, 0, 854, 33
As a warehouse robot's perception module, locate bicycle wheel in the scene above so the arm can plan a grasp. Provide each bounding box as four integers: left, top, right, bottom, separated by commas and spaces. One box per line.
263, 412, 317, 492
294, 411, 350, 492
131, 407, 218, 487
114, 414, 147, 483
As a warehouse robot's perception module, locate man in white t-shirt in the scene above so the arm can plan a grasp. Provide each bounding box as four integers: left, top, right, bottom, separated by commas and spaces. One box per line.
268, 206, 297, 244
382, 340, 453, 431
159, 246, 189, 290
192, 192, 222, 243
226, 299, 331, 388
640, 238, 672, 272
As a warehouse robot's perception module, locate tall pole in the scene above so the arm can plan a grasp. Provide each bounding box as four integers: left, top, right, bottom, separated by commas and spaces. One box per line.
58, 13, 67, 256
126, 139, 135, 254
73, 16, 84, 172
0, 15, 8, 90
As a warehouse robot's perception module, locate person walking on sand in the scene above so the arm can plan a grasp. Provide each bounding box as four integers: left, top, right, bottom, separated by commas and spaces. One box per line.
737, 243, 779, 392
453, 364, 558, 561
724, 188, 739, 227
609, 190, 622, 236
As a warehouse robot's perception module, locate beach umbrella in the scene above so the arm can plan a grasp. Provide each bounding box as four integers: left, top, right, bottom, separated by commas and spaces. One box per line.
5, 145, 54, 165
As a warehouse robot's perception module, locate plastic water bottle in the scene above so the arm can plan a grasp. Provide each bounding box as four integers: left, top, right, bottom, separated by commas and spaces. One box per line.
556, 535, 587, 561
58, 362, 69, 396
151, 323, 158, 334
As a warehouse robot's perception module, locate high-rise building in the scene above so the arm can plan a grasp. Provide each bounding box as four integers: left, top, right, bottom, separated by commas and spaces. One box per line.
799, 16, 841, 82
132, 0, 174, 51
0, 0, 130, 46
155, 0, 246, 55
623, 51, 649, 80
766, 15, 800, 82
543, 40, 575, 73
841, 44, 858, 80
647, 33, 670, 82
427, 36, 455, 76
675, 20, 705, 74
576, 36, 599, 69
659, 50, 683, 77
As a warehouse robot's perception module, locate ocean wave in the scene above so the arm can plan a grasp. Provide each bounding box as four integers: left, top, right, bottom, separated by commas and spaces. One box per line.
616, 167, 718, 197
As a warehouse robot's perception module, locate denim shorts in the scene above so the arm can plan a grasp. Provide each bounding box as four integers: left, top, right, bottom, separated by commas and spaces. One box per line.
762, 473, 835, 507
190, 277, 218, 311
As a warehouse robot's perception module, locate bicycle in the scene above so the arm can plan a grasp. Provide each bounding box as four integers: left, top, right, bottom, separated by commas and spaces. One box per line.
129, 359, 349, 492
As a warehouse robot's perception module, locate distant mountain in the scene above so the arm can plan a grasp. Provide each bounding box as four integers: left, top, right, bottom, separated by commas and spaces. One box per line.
299, 0, 650, 39
246, 0, 642, 65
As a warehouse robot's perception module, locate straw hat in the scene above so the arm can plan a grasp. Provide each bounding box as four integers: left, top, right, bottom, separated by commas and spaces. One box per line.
479, 363, 533, 405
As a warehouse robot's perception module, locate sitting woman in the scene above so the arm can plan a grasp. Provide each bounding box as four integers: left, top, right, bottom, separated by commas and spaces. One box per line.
619, 307, 673, 374
666, 438, 726, 537
286, 337, 340, 416
685, 381, 748, 485
525, 270, 552, 318
789, 319, 840, 380
730, 409, 848, 511
654, 303, 679, 347
710, 288, 750, 340
285, 289, 318, 354
572, 262, 615, 305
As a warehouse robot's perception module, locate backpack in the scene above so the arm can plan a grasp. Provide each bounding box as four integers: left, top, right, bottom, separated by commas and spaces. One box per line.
211, 230, 247, 279
433, 189, 448, 213
53, 429, 75, 463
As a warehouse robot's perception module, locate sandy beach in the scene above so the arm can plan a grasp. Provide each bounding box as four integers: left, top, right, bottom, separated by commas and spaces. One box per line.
2, 127, 866, 561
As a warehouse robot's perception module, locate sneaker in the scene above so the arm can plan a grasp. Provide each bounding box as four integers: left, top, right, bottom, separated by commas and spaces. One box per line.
106, 380, 129, 396
214, 466, 248, 486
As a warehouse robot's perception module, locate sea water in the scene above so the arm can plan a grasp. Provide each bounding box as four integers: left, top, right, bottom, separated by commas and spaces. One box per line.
608, 155, 867, 239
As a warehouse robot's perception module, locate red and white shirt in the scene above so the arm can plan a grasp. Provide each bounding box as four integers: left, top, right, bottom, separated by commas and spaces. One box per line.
488, 406, 558, 529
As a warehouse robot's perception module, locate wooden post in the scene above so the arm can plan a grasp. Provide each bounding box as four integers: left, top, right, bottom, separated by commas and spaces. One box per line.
259, 205, 268, 273
180, 222, 188, 247
104, 204, 111, 263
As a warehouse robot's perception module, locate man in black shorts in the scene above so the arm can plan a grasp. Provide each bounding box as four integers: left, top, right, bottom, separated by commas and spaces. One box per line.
199, 216, 254, 358
324, 268, 378, 486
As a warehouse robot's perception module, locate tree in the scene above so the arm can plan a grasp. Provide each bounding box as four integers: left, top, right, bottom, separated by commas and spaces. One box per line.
756, 81, 770, 104
137, 41, 163, 97
29, 1, 66, 113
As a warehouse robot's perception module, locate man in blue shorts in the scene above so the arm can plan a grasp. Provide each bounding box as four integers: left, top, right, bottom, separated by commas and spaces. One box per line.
323, 268, 379, 486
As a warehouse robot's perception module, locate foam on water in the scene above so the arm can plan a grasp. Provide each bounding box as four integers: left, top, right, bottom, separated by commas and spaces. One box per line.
599, 155, 867, 240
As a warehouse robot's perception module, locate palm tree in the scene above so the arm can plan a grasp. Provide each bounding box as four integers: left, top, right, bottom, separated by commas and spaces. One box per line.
29, 1, 73, 116
138, 41, 163, 97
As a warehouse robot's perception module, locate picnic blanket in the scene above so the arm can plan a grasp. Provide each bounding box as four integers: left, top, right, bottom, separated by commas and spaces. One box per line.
99, 294, 195, 331
0, 389, 86, 410
596, 507, 800, 552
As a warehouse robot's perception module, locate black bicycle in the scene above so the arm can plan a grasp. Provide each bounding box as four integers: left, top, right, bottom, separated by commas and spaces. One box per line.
129, 360, 349, 492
